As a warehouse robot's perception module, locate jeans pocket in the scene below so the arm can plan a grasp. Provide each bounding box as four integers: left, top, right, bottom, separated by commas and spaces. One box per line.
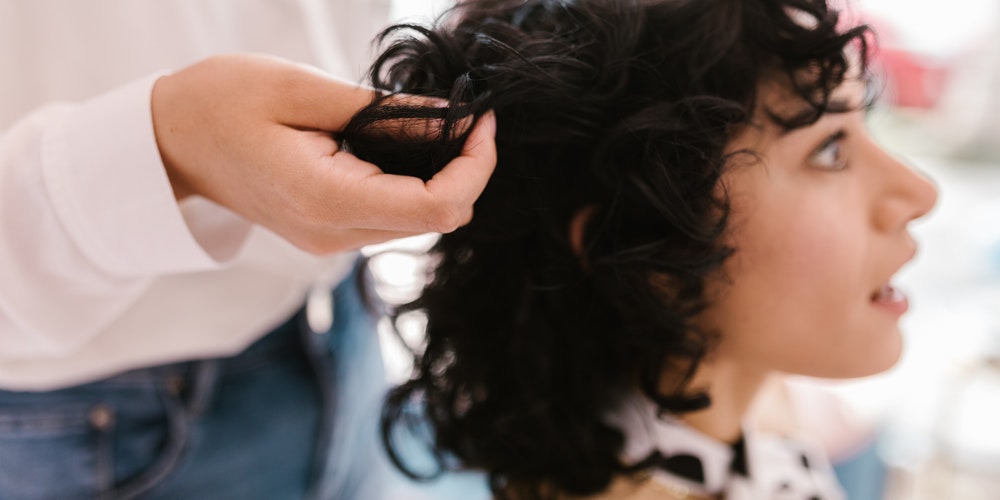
0, 402, 113, 499
110, 382, 190, 500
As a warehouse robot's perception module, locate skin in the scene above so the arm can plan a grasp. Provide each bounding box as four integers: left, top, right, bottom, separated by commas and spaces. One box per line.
679, 78, 939, 442
151, 54, 497, 255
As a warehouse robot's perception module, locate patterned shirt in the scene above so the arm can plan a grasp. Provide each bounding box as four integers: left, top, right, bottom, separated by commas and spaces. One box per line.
607, 394, 846, 500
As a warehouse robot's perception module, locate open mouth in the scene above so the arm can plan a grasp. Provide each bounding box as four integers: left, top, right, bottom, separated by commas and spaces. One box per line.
870, 284, 909, 315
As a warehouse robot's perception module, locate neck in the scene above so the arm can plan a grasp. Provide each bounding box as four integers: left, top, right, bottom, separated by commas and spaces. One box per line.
673, 361, 771, 443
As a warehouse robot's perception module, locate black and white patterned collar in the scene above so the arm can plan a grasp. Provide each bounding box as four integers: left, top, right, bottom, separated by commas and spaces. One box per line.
607, 393, 846, 500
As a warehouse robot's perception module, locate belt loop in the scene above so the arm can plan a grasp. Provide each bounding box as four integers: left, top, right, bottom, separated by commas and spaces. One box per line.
184, 359, 222, 418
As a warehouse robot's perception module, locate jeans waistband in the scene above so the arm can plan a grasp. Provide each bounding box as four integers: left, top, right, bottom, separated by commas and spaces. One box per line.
83, 307, 310, 419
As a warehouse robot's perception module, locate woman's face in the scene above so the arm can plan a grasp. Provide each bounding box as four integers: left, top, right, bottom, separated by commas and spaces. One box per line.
700, 79, 938, 379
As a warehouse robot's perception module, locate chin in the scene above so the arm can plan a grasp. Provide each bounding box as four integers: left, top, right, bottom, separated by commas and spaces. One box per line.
789, 328, 904, 379
834, 328, 905, 379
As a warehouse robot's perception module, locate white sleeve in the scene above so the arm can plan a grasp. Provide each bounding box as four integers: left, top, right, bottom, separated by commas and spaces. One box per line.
0, 74, 252, 359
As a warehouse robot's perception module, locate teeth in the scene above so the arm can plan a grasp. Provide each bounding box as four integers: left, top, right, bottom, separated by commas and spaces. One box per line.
873, 285, 901, 302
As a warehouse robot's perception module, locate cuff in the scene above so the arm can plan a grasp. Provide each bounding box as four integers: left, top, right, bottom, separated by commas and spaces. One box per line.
41, 73, 251, 276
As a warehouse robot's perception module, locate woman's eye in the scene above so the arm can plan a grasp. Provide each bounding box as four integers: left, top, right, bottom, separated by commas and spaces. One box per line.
809, 130, 848, 171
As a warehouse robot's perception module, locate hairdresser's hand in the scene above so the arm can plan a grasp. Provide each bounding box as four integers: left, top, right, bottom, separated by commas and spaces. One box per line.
152, 54, 496, 254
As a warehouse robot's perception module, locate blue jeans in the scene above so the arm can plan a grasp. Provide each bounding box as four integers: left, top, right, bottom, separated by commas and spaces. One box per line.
0, 265, 392, 499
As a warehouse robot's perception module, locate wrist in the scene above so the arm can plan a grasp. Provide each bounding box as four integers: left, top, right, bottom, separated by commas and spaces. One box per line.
151, 74, 194, 201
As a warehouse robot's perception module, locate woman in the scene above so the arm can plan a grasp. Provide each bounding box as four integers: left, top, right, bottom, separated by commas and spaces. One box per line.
343, 0, 937, 498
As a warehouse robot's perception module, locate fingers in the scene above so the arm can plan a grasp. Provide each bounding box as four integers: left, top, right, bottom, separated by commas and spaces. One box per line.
424, 110, 497, 209
273, 68, 380, 131
321, 112, 497, 233
269, 55, 452, 134
273, 62, 466, 138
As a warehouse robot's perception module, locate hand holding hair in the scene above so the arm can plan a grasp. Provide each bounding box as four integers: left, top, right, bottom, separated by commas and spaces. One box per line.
151, 54, 497, 254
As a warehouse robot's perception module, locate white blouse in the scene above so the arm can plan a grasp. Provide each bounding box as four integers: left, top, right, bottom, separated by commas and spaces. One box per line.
0, 0, 391, 390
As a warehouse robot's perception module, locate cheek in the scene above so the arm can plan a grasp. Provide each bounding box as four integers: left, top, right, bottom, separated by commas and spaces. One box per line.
707, 203, 899, 377
754, 211, 860, 305
720, 211, 857, 329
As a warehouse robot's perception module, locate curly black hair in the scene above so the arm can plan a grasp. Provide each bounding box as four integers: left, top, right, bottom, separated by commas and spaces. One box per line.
340, 0, 870, 498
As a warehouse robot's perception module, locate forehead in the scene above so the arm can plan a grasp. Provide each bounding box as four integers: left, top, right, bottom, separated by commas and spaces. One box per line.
728, 76, 868, 146
758, 76, 868, 129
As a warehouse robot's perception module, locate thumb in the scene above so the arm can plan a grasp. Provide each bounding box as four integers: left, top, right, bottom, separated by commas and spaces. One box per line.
266, 59, 380, 131
266, 56, 450, 133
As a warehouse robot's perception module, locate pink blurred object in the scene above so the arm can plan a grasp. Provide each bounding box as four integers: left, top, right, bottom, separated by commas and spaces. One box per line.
864, 15, 950, 109
876, 47, 949, 109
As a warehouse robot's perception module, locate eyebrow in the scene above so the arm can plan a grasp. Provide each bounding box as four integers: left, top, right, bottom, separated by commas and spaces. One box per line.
772, 97, 856, 136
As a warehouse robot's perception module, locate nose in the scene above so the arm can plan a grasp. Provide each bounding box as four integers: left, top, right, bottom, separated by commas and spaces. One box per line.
873, 151, 939, 232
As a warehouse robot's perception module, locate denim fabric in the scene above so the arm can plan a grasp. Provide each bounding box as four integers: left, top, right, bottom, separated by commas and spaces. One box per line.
0, 263, 389, 500
832, 433, 888, 500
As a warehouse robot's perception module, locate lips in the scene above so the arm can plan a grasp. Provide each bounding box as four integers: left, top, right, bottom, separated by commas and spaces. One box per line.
870, 284, 909, 315
870, 242, 918, 314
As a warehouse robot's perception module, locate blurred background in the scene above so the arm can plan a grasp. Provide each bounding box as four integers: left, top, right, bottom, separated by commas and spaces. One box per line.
821, 1, 1000, 499
370, 1, 1000, 498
